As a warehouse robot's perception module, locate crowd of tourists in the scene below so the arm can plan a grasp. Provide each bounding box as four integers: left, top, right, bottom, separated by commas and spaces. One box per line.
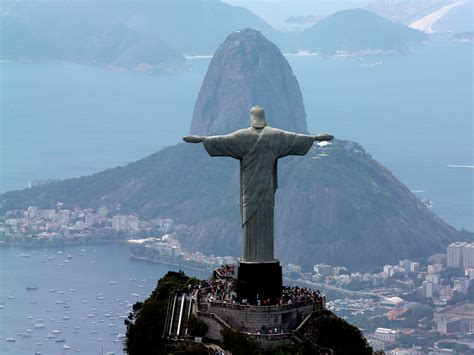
214, 264, 235, 278
177, 270, 325, 307
279, 285, 325, 306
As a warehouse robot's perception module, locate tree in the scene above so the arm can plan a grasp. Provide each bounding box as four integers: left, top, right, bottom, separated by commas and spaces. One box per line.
297, 310, 373, 354
447, 290, 467, 306
440, 267, 464, 286
124, 270, 198, 354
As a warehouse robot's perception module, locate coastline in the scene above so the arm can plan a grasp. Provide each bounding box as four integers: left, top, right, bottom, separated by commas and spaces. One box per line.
129, 253, 213, 274
409, 0, 469, 33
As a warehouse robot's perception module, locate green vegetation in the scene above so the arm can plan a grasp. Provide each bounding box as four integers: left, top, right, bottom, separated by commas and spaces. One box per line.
440, 267, 465, 286
296, 310, 373, 354
186, 314, 208, 337
124, 270, 199, 354
220, 328, 262, 355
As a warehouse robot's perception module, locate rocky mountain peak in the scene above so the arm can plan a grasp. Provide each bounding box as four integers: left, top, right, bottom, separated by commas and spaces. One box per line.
190, 28, 309, 135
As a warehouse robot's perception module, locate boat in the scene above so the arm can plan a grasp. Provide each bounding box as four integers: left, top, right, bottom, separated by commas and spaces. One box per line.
62, 344, 71, 349
55, 339, 66, 343
67, 255, 72, 259
5, 338, 16, 342
19, 253, 30, 258
33, 324, 45, 329
8, 295, 16, 299
26, 285, 38, 291
108, 280, 117, 285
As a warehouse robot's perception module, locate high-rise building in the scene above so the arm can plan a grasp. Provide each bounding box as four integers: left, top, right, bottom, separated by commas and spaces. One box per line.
410, 262, 420, 272
399, 259, 411, 272
447, 242, 468, 268
463, 243, 474, 268
112, 215, 128, 231
383, 265, 395, 278
422, 280, 433, 298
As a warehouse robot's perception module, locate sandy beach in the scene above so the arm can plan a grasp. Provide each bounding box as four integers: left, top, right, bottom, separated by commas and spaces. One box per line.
409, 0, 469, 33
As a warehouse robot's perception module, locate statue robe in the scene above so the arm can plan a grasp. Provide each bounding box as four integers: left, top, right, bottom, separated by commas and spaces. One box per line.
202, 126, 315, 262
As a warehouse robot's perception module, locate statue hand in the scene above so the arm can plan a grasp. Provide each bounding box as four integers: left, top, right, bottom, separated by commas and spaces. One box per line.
183, 135, 203, 143
314, 133, 334, 141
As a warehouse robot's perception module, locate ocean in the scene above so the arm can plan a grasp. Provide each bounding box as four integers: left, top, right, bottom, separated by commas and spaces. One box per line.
0, 244, 208, 355
1, 40, 472, 232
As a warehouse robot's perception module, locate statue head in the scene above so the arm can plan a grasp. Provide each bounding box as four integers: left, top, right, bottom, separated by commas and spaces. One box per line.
250, 106, 267, 129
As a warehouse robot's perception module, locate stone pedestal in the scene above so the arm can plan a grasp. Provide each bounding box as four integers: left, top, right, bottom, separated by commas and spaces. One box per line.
237, 259, 282, 304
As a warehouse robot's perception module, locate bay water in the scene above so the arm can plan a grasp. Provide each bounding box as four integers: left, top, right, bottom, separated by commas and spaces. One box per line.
0, 244, 207, 355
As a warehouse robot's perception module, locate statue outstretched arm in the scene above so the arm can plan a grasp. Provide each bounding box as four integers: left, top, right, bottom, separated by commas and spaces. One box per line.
183, 135, 203, 143
314, 133, 334, 141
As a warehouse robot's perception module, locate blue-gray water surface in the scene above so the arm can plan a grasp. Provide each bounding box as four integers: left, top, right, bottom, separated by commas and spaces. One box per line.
0, 244, 208, 355
1, 41, 472, 230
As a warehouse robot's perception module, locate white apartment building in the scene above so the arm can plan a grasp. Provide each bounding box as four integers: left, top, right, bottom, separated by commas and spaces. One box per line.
447, 242, 468, 268
463, 243, 474, 268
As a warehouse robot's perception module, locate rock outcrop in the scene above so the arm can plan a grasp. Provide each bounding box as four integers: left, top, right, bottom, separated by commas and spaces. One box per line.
190, 29, 308, 135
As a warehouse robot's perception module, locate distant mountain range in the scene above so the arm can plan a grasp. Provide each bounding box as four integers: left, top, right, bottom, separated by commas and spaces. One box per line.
0, 29, 462, 270
0, 1, 427, 71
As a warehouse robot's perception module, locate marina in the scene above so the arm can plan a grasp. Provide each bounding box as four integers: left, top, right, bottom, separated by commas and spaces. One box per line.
0, 244, 207, 354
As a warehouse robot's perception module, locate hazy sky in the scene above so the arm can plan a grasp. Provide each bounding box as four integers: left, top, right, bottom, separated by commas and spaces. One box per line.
223, 0, 375, 30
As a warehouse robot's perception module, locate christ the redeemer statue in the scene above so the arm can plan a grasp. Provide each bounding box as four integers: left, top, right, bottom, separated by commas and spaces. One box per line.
184, 106, 333, 263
